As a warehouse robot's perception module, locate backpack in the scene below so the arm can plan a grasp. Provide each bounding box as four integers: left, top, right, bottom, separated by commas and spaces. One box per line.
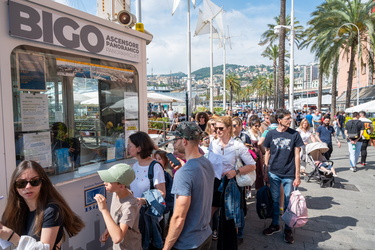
148, 160, 174, 214
362, 122, 373, 140
256, 185, 274, 219
282, 189, 308, 228
346, 120, 361, 140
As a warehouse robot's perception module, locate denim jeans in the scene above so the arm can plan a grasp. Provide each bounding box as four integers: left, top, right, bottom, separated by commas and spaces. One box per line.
337, 126, 346, 139
347, 141, 362, 167
268, 172, 294, 230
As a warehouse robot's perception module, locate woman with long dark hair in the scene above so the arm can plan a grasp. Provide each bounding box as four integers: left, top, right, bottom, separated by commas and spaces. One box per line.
0, 160, 84, 249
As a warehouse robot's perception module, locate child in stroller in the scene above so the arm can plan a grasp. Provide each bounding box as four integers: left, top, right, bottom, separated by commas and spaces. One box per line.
304, 142, 335, 188
315, 161, 338, 177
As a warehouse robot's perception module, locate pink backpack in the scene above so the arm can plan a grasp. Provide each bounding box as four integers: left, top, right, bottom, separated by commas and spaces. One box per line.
282, 189, 308, 228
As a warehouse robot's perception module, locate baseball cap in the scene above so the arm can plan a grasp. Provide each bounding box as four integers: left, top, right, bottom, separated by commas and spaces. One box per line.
97, 163, 135, 185
172, 121, 202, 141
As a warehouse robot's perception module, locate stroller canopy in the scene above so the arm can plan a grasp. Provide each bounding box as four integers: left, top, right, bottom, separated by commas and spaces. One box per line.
306, 142, 329, 155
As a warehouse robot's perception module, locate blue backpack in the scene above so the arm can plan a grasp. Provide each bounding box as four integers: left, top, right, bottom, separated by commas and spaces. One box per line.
256, 185, 274, 219
148, 161, 174, 214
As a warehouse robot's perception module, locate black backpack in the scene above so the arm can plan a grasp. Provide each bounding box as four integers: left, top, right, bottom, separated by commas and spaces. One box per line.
256, 185, 274, 219
148, 160, 174, 214
346, 120, 361, 140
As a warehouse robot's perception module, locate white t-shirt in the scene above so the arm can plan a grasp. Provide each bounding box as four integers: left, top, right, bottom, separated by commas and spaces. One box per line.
297, 128, 312, 144
130, 161, 166, 198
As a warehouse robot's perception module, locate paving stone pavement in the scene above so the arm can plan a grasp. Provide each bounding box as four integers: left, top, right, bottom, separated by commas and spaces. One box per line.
211, 140, 375, 250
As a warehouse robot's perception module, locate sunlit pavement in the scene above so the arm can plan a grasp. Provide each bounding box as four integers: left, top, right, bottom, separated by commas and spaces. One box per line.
211, 139, 375, 250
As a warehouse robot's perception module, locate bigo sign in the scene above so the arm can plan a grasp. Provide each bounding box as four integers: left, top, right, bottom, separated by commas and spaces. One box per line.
8, 1, 141, 62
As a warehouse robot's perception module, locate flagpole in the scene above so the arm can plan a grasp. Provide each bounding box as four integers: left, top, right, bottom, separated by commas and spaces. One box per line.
187, 0, 192, 120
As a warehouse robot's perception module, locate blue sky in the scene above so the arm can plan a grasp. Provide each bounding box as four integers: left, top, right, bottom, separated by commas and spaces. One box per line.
56, 0, 324, 74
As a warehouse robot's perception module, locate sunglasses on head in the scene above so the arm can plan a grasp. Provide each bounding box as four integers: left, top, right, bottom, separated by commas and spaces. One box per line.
14, 178, 43, 189
215, 127, 225, 131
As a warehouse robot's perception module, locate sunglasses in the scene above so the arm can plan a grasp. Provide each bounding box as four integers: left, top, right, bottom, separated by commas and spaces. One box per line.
254, 125, 260, 128
215, 127, 225, 131
203, 137, 210, 141
199, 116, 205, 119
14, 178, 43, 189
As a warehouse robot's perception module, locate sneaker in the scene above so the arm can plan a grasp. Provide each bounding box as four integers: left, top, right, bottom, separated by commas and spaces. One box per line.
263, 224, 281, 236
350, 167, 357, 172
212, 230, 218, 240
332, 174, 338, 177
284, 229, 294, 244
245, 190, 252, 200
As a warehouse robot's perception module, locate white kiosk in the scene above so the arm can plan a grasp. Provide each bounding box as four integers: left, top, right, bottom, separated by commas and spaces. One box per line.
0, 0, 151, 248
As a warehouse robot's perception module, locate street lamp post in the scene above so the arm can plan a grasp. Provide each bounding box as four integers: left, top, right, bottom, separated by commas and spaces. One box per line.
336, 23, 360, 106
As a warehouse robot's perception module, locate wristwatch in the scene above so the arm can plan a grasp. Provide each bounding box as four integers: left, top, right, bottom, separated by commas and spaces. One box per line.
235, 169, 241, 175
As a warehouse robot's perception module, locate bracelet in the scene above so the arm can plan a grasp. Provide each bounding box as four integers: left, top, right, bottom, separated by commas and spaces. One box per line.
235, 169, 240, 175
7, 231, 15, 242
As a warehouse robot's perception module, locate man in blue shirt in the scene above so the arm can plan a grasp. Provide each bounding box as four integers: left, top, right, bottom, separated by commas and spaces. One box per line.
316, 116, 341, 160
305, 111, 313, 128
164, 122, 214, 250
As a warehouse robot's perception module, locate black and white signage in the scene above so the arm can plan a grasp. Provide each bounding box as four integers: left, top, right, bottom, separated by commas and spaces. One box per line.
8, 1, 141, 63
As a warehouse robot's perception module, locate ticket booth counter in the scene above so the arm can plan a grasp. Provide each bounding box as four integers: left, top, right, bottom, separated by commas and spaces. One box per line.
0, 0, 151, 248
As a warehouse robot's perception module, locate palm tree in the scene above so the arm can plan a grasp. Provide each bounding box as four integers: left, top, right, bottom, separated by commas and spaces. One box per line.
303, 0, 375, 109
225, 73, 241, 110
261, 45, 279, 107
260, 14, 304, 109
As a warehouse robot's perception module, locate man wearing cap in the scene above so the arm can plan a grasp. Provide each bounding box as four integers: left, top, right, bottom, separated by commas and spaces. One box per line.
94, 163, 142, 250
163, 122, 215, 250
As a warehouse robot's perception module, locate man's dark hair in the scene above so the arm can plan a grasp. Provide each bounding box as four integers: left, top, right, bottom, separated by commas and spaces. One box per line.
353, 112, 359, 118
359, 111, 366, 117
323, 115, 330, 120
275, 109, 291, 121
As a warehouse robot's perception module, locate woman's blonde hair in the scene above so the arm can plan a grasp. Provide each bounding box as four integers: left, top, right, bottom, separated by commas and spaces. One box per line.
216, 115, 234, 137
299, 118, 310, 131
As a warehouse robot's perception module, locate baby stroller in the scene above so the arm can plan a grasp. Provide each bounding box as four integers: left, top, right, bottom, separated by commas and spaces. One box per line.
304, 142, 334, 188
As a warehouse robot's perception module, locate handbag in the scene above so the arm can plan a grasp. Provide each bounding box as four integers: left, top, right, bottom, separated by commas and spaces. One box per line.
234, 140, 256, 187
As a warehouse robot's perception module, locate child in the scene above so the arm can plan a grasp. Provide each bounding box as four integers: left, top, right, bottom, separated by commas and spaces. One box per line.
94, 163, 142, 250
153, 149, 174, 177
315, 161, 338, 177
200, 131, 210, 158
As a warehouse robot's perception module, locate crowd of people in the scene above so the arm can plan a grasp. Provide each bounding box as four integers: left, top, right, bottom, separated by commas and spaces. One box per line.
1, 107, 373, 250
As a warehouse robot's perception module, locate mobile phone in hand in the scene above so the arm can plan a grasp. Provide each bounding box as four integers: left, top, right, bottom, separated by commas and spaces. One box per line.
166, 153, 181, 166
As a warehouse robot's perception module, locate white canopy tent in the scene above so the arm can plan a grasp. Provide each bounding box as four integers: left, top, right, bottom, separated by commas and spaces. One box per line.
80, 92, 184, 106
345, 100, 375, 113
293, 95, 332, 109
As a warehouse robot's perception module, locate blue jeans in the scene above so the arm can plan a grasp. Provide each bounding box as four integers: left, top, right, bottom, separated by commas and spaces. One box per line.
337, 126, 346, 139
347, 141, 362, 168
268, 172, 294, 230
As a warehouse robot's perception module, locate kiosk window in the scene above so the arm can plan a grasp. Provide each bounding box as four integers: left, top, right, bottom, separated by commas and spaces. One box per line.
11, 46, 139, 176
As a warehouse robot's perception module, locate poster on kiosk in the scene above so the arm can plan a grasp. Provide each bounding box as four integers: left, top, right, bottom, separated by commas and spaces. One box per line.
0, 0, 151, 249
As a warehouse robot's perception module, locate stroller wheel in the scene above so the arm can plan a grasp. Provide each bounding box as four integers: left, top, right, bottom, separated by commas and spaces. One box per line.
330, 179, 335, 187
304, 175, 310, 182
320, 181, 325, 188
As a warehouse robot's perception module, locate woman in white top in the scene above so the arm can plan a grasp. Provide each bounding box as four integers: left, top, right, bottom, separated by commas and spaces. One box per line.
296, 119, 316, 175
208, 116, 256, 249
128, 132, 166, 200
